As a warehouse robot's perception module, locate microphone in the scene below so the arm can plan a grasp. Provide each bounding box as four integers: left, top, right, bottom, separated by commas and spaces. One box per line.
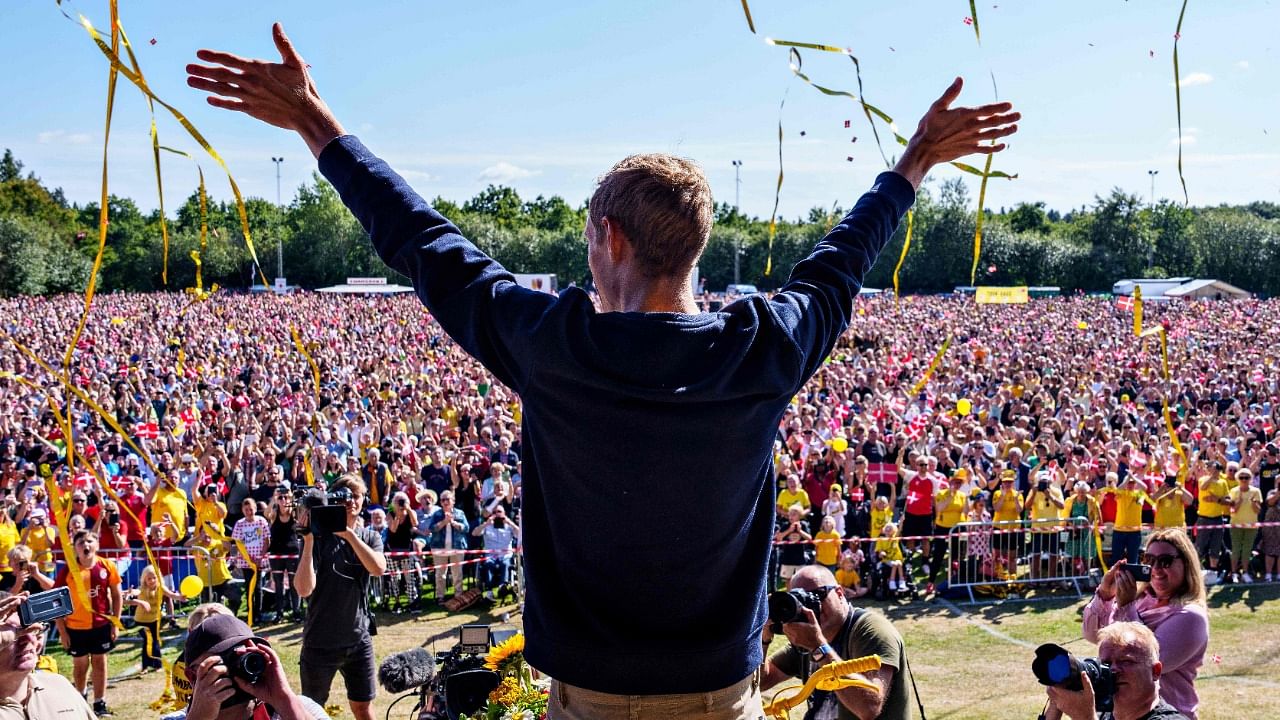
378, 647, 437, 694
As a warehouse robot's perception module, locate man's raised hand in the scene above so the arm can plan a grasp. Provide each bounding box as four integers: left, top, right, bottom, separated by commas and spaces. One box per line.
187, 23, 346, 158
893, 77, 1020, 190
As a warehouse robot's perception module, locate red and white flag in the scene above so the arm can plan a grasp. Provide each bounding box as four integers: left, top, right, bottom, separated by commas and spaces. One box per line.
905, 415, 928, 442
136, 423, 159, 440
1115, 295, 1134, 312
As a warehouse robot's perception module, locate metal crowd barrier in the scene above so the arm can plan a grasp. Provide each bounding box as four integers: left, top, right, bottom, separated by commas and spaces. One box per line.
944, 517, 1097, 603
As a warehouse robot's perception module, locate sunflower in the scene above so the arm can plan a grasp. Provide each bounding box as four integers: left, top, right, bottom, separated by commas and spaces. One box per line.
483, 633, 526, 673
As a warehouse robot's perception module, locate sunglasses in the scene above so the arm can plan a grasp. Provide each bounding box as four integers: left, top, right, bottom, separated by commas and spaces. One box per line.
1141, 553, 1181, 570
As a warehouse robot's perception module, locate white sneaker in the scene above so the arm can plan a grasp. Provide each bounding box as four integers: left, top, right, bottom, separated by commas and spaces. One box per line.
1243, 572, 1254, 583
888, 580, 898, 591
1203, 570, 1219, 585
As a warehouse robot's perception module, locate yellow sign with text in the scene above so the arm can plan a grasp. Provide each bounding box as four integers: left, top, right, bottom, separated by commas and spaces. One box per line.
975, 286, 1029, 305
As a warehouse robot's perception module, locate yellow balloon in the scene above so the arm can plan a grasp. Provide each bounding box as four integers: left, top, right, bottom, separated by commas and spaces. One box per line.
179, 575, 204, 599
956, 398, 972, 416
1077, 321, 1088, 330
832, 437, 849, 453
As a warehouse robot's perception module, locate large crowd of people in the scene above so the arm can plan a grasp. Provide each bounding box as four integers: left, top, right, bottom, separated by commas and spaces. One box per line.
0, 289, 1276, 715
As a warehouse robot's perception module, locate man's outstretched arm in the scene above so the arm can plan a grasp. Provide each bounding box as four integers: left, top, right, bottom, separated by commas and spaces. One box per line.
187, 23, 345, 159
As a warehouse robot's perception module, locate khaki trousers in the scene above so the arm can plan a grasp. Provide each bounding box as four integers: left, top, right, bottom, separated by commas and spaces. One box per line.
548, 671, 763, 720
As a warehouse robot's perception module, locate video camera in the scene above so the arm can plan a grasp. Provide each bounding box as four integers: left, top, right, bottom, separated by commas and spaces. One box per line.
1032, 643, 1116, 713
299, 486, 351, 535
378, 623, 518, 720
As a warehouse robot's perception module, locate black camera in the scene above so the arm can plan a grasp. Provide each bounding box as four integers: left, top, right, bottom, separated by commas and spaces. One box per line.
1037, 479, 1050, 491
1032, 643, 1115, 712
302, 487, 351, 535
767, 588, 825, 634
221, 647, 268, 684
1164, 475, 1177, 487
1123, 563, 1152, 582
18, 587, 72, 626
493, 516, 506, 529
106, 511, 120, 526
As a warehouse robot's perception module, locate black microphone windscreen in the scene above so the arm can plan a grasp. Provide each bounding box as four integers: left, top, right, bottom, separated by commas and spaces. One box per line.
377, 647, 436, 694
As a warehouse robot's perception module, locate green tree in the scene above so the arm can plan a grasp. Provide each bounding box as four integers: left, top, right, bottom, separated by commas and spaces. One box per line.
463, 185, 524, 228
1008, 201, 1049, 235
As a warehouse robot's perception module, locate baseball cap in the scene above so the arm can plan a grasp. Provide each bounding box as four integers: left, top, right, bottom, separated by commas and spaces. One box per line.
184, 614, 268, 665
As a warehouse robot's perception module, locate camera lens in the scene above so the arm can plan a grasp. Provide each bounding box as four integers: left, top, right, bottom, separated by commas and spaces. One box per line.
237, 651, 267, 682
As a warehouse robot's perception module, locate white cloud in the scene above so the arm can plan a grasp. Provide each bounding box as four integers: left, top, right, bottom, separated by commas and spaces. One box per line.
478, 161, 539, 183
400, 169, 436, 182
37, 130, 90, 145
1174, 72, 1213, 87
1236, 60, 1250, 70
1170, 135, 1197, 147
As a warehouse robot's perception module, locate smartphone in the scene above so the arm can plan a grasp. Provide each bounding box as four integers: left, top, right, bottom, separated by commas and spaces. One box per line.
18, 587, 73, 626
1123, 563, 1152, 582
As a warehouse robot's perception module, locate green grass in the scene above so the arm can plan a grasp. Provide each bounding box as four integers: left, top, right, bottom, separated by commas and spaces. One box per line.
56, 586, 1280, 720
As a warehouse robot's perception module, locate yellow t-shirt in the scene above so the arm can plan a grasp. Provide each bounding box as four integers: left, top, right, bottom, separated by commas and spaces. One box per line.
835, 567, 861, 588
934, 489, 966, 528
1197, 474, 1230, 518
23, 526, 57, 572
777, 488, 811, 512
992, 489, 1023, 523
194, 537, 232, 586
870, 506, 891, 540
194, 498, 227, 533
814, 530, 841, 566
1154, 490, 1187, 528
151, 485, 189, 539
1228, 486, 1262, 525
1106, 488, 1150, 530
1028, 487, 1065, 530
133, 583, 165, 624
0, 522, 19, 572
875, 536, 904, 563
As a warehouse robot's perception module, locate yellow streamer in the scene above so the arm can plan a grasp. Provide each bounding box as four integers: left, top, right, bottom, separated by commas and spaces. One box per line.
968, 0, 982, 44
117, 24, 172, 287
75, 12, 271, 288
764, 655, 881, 720
740, 0, 756, 33
765, 93, 786, 277
767, 38, 849, 55
62, 0, 119, 373
969, 152, 995, 285
910, 335, 953, 396
1172, 0, 1190, 204
291, 325, 322, 401
1133, 285, 1143, 337
892, 210, 914, 300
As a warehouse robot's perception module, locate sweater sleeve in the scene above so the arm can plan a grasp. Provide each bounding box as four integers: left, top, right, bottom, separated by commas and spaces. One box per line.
1150, 606, 1209, 673
317, 135, 555, 392
766, 172, 915, 390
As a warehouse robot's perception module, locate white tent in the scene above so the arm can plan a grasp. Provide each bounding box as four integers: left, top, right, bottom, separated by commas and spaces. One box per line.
1164, 279, 1250, 300
315, 277, 415, 295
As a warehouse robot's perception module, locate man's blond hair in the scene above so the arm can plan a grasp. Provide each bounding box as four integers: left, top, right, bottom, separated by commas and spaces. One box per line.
588, 154, 713, 278
1097, 621, 1160, 667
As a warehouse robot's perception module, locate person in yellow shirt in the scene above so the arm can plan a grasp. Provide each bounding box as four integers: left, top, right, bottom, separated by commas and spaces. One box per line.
875, 522, 906, 592
20, 510, 58, 574
834, 551, 867, 599
992, 472, 1025, 578
813, 515, 841, 570
1227, 468, 1264, 583
1194, 461, 1232, 579
190, 521, 240, 614
0, 505, 20, 584
869, 495, 892, 542
193, 484, 228, 535
775, 473, 810, 518
146, 472, 190, 541
928, 471, 969, 591
1026, 471, 1066, 580
1099, 475, 1153, 565
1152, 475, 1194, 529
125, 565, 182, 672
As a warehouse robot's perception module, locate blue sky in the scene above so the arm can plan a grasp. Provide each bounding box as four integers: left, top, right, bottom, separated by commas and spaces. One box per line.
3, 0, 1277, 220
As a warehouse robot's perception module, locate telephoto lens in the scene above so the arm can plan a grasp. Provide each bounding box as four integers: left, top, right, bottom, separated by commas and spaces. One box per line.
1031, 643, 1115, 713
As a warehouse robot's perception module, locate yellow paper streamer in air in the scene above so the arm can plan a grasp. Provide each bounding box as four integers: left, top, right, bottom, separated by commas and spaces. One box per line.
767, 38, 849, 55
892, 211, 914, 301
910, 335, 953, 396
62, 0, 120, 373
116, 24, 172, 287
74, 11, 271, 289
291, 325, 322, 401
968, 0, 982, 44
1172, 0, 1190, 204
740, 0, 756, 33
969, 152, 996, 285
1133, 285, 1143, 337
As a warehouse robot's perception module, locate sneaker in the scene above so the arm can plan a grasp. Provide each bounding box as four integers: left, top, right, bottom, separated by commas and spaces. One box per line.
1203, 570, 1219, 586
1243, 572, 1254, 583
922, 563, 931, 577
93, 699, 112, 717
888, 580, 898, 591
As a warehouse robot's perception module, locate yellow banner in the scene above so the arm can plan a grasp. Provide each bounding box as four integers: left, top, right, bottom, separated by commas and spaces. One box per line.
975, 286, 1029, 304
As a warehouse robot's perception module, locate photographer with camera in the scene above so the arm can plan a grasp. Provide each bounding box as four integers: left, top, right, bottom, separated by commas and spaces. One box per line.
0, 592, 95, 720
1082, 529, 1207, 719
761, 566, 916, 720
294, 475, 386, 720
471, 504, 519, 600
176, 613, 325, 720
1041, 622, 1188, 720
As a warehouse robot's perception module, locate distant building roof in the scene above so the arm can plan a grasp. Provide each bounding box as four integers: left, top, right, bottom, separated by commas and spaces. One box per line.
315, 283, 415, 294
1165, 279, 1249, 299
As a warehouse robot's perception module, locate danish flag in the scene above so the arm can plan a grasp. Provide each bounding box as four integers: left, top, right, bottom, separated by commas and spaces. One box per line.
1115, 295, 1134, 312
905, 415, 929, 442
136, 423, 159, 440
179, 408, 198, 426
889, 396, 907, 416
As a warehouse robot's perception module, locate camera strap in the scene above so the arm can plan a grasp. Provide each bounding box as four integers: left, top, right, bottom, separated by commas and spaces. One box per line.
803, 609, 928, 720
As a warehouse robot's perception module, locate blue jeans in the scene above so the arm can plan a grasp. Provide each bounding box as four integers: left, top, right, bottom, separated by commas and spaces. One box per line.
481, 554, 512, 590
1111, 530, 1142, 566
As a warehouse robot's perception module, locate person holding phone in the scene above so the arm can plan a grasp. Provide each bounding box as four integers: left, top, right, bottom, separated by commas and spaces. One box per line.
1082, 529, 1208, 720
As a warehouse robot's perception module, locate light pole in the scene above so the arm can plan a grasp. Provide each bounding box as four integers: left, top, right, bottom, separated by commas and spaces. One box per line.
1147, 169, 1158, 272
731, 160, 742, 286
272, 156, 285, 282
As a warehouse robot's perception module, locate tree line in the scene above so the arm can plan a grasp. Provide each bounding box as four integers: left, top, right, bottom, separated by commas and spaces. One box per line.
2, 147, 1277, 297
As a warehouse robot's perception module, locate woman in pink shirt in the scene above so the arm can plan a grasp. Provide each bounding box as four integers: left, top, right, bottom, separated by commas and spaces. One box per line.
1082, 528, 1208, 720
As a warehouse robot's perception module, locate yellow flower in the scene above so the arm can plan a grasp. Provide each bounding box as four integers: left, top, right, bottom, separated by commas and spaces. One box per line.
483, 633, 526, 672
488, 677, 520, 706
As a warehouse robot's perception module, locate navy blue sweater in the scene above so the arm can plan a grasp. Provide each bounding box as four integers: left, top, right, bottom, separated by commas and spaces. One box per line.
318, 136, 914, 694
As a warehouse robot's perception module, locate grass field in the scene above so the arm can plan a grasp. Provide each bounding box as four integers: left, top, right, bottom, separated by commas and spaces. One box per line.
48, 584, 1280, 720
